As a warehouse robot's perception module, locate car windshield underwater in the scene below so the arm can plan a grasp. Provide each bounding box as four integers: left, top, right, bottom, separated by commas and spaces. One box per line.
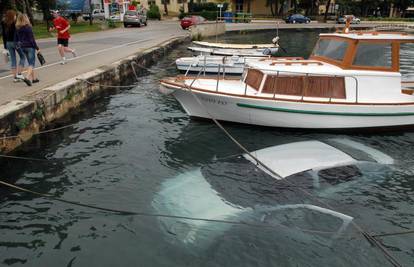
152, 138, 398, 265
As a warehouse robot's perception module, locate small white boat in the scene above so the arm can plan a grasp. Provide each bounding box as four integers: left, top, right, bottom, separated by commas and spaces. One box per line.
176, 55, 306, 75
192, 40, 276, 49
161, 31, 414, 130
176, 55, 250, 74
188, 46, 279, 57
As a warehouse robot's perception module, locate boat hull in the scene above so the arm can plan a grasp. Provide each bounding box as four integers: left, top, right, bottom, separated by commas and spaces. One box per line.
170, 88, 414, 129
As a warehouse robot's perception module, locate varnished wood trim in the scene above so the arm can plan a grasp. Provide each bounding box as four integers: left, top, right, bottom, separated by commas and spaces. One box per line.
160, 78, 414, 106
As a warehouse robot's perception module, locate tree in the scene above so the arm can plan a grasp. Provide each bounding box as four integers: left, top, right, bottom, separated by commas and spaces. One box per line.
35, 0, 56, 30
324, 0, 332, 22
162, 0, 168, 16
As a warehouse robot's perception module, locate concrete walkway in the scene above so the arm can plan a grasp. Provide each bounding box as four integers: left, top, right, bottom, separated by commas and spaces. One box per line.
0, 21, 188, 106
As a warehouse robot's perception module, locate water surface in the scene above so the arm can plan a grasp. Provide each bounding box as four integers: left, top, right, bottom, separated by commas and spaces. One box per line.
0, 30, 414, 267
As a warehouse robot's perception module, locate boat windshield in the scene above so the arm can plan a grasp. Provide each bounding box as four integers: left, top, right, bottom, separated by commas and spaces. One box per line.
352, 42, 392, 68
312, 38, 348, 62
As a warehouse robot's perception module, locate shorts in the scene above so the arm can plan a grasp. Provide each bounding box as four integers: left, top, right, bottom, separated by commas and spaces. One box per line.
5, 41, 25, 68
21, 47, 36, 67
57, 38, 69, 47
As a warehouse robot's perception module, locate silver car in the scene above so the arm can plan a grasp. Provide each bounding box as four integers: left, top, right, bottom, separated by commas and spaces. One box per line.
337, 15, 361, 24
123, 10, 147, 27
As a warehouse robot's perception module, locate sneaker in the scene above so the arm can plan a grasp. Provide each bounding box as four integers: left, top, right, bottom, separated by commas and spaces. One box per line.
32, 79, 40, 84
13, 74, 24, 82
23, 78, 32, 86
60, 60, 66, 65
71, 49, 77, 58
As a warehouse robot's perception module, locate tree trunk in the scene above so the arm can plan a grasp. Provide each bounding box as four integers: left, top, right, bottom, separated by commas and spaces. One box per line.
269, 0, 275, 17
25, 0, 34, 24
247, 0, 251, 13
164, 1, 168, 16
278, 0, 284, 16
89, 0, 93, 25
323, 0, 331, 22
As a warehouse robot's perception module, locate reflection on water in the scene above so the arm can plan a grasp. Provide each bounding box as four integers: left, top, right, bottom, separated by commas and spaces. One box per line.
1, 30, 414, 266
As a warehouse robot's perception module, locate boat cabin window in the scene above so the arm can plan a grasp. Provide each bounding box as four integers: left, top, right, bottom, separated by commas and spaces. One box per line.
352, 42, 392, 68
262, 75, 346, 99
244, 69, 264, 91
312, 38, 349, 62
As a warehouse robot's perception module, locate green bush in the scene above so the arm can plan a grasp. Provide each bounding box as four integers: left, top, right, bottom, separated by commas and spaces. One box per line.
106, 19, 117, 28
147, 4, 161, 20
200, 10, 217, 20
179, 11, 217, 21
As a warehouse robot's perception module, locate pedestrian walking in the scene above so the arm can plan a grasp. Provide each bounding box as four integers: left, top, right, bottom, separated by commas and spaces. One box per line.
15, 13, 40, 86
1, 9, 25, 82
49, 11, 76, 65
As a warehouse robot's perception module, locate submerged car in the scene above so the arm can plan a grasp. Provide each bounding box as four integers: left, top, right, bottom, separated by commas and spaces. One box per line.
285, 14, 311, 24
124, 10, 147, 27
180, 15, 206, 30
153, 138, 394, 252
337, 15, 361, 24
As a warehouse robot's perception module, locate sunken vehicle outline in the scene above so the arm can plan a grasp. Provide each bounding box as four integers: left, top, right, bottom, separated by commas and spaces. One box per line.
152, 138, 395, 250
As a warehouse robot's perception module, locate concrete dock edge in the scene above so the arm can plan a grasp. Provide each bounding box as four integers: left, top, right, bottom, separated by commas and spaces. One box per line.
0, 36, 190, 153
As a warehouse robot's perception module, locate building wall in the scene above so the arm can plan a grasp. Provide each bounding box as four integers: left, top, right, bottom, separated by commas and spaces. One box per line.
228, 0, 293, 16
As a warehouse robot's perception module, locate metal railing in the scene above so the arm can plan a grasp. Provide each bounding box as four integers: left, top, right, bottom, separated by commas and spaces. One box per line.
183, 57, 360, 103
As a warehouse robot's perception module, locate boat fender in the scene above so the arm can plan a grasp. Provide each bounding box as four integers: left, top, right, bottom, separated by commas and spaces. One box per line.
263, 47, 279, 56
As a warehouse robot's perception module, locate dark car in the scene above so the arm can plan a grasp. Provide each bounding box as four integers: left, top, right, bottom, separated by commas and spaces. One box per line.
180, 15, 206, 30
123, 10, 147, 27
285, 14, 311, 24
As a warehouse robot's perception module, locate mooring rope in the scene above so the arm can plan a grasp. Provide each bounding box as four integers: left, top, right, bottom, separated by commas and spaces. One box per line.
0, 179, 344, 235
0, 123, 78, 141
177, 66, 403, 267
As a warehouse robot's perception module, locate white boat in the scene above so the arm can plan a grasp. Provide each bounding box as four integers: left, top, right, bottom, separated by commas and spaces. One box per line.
188, 46, 279, 57
176, 55, 307, 75
161, 31, 414, 129
192, 40, 276, 49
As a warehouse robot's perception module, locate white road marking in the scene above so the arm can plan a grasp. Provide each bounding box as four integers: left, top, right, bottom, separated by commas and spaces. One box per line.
0, 37, 155, 80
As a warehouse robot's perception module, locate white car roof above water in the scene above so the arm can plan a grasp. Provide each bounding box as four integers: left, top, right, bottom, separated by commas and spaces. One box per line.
243, 140, 393, 179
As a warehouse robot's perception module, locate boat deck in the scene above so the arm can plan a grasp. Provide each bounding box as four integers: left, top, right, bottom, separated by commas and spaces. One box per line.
181, 78, 414, 104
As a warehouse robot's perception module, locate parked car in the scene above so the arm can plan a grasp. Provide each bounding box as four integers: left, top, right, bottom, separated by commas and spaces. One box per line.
180, 16, 206, 30
337, 15, 361, 24
109, 14, 121, 21
123, 10, 147, 27
83, 9, 105, 21
285, 14, 311, 24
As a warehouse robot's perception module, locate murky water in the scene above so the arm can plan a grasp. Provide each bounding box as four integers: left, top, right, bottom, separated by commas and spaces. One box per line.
1, 30, 414, 267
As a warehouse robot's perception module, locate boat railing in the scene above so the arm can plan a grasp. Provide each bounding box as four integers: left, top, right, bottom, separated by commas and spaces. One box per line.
184, 57, 360, 103
239, 66, 360, 103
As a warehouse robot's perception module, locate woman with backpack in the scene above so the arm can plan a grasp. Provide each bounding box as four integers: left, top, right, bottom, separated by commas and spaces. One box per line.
1, 9, 25, 82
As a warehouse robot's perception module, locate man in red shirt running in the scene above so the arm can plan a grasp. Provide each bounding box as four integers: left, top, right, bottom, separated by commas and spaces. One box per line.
49, 11, 76, 65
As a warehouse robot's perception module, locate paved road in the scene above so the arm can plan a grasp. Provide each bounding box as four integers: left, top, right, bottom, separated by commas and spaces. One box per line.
0, 21, 188, 106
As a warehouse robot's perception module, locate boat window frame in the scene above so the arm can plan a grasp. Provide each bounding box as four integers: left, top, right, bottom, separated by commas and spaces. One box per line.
349, 40, 399, 72
310, 36, 354, 68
